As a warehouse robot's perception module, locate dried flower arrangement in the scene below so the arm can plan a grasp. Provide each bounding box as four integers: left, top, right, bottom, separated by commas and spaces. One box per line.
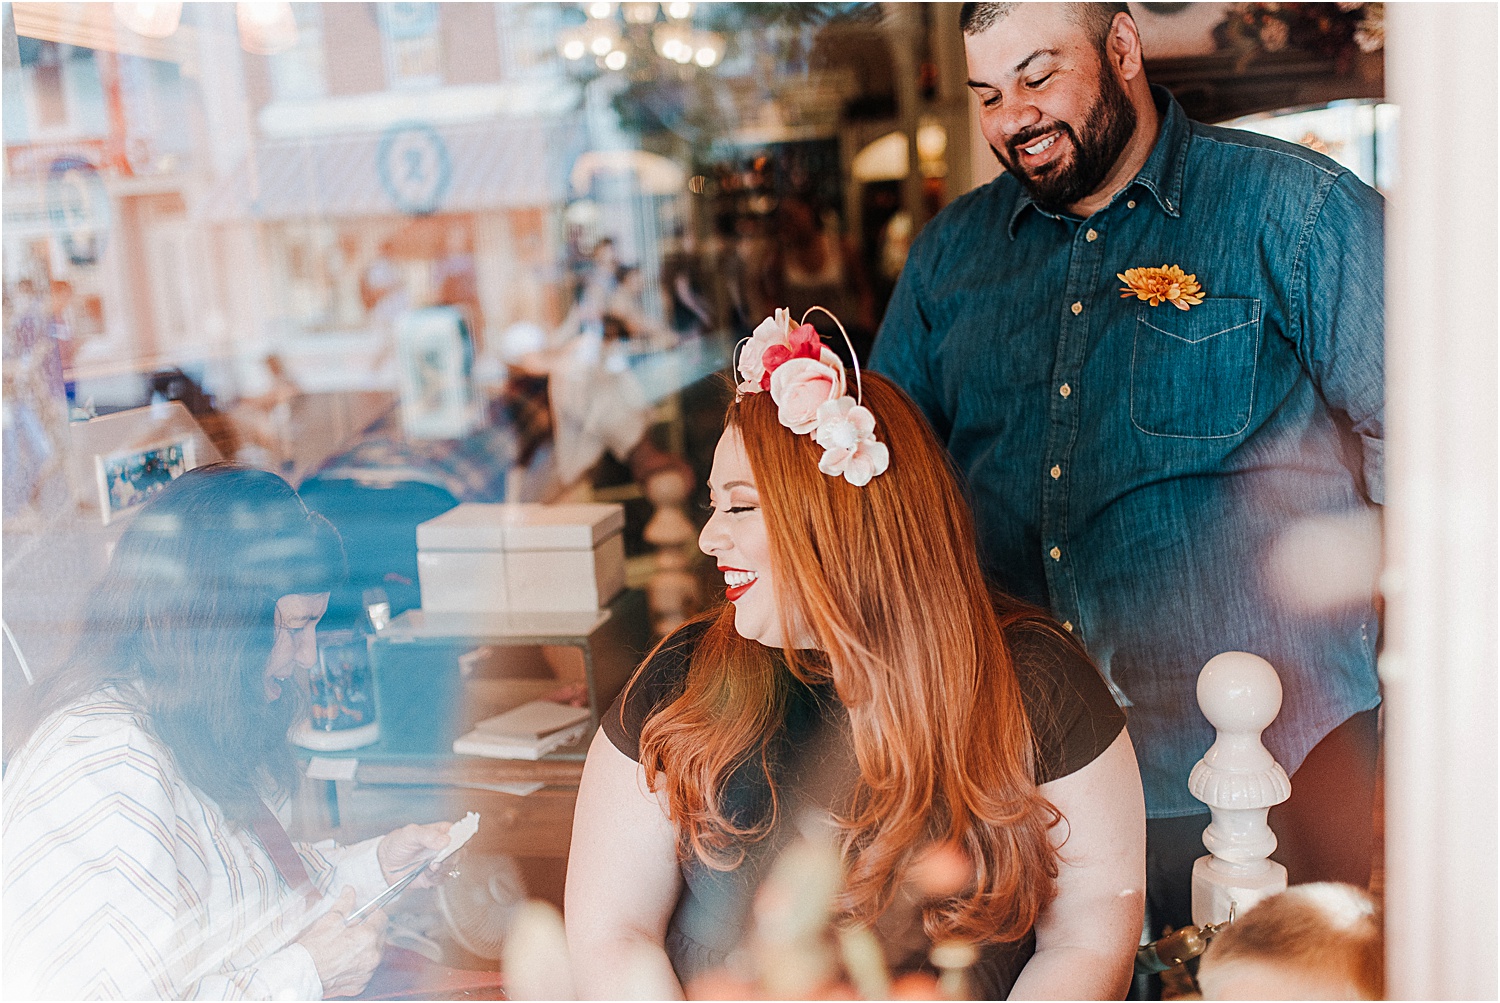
1216, 2, 1385, 74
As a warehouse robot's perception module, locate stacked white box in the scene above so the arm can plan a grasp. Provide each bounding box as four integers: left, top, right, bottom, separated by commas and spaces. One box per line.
415, 505, 509, 613
417, 503, 626, 613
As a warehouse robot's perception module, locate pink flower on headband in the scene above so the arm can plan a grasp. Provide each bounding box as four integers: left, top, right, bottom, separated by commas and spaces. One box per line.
758, 322, 822, 390
737, 308, 794, 394
815, 397, 889, 486
769, 347, 846, 434
737, 306, 890, 486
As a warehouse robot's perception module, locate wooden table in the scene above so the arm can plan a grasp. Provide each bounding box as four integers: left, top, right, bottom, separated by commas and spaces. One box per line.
292, 591, 652, 863
333, 757, 585, 860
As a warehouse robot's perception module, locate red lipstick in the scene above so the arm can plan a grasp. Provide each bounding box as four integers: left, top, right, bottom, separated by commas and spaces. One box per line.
719, 565, 756, 602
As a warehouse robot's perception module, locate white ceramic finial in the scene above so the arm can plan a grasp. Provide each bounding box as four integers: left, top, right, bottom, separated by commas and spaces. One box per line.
1188, 652, 1291, 927
1190, 652, 1292, 812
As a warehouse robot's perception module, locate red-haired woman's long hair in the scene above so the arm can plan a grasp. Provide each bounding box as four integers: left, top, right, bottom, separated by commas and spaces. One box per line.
636, 372, 1062, 944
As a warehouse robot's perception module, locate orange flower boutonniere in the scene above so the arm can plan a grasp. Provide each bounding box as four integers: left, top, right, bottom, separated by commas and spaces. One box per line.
1118, 264, 1206, 311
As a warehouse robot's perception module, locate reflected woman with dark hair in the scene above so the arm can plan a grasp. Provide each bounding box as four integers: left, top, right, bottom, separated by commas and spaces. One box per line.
3, 465, 453, 1000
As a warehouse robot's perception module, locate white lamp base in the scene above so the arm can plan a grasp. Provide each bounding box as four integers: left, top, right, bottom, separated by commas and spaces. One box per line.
291, 719, 381, 752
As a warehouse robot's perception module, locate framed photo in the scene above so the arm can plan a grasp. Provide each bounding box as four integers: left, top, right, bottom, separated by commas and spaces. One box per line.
397, 305, 476, 440
93, 437, 197, 525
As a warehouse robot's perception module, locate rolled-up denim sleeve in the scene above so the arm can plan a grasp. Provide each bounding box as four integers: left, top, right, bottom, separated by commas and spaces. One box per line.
1293, 171, 1386, 504
870, 248, 949, 440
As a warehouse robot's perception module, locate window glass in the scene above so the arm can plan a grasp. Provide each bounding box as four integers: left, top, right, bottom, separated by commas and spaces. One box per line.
4, 2, 961, 454
269, 4, 328, 102
380, 2, 443, 90
2, 1, 1399, 714
1223, 99, 1398, 193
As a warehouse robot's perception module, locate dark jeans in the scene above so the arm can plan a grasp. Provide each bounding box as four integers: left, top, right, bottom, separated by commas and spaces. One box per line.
1144, 708, 1380, 934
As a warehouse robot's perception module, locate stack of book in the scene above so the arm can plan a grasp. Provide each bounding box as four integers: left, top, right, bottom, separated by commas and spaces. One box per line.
452, 700, 592, 760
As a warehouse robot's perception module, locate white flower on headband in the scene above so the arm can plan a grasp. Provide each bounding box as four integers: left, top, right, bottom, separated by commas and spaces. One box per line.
735, 305, 890, 486
770, 349, 845, 434
815, 397, 889, 486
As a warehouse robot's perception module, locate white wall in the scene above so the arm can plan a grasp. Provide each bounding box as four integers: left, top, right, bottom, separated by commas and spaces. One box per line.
1382, 4, 1499, 999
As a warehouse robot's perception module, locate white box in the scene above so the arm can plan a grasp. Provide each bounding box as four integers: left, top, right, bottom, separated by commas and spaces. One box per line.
417, 503, 626, 613
415, 549, 508, 613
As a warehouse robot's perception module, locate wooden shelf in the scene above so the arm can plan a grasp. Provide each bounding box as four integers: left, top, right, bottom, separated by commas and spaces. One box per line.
1149, 50, 1383, 124
379, 608, 612, 646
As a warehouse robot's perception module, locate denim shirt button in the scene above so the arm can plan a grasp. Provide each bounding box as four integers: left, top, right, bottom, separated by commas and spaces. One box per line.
1085, 228, 1098, 242
1059, 383, 1072, 398
1049, 546, 1062, 560
1063, 621, 1074, 632
1070, 301, 1083, 315
1050, 464, 1061, 479
1127, 199, 1137, 209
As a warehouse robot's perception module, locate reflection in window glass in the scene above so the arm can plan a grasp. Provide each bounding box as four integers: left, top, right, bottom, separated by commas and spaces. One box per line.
1222, 99, 1399, 193
496, 3, 565, 81
380, 2, 444, 91
269, 4, 328, 102
0, 4, 1418, 996
2, 0, 967, 666
6, 3, 966, 401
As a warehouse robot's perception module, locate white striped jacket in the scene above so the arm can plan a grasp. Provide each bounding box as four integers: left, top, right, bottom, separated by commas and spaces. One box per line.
2, 692, 386, 1000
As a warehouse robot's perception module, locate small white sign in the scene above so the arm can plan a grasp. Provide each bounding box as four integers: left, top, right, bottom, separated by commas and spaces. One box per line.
305, 757, 359, 781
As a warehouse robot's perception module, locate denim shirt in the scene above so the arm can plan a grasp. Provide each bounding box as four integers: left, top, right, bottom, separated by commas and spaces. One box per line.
871, 87, 1384, 817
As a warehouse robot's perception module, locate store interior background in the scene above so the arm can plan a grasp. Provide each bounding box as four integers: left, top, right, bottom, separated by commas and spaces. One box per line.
1, 3, 1492, 998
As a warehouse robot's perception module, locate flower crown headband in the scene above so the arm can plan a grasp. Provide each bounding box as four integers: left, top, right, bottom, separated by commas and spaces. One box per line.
734, 306, 890, 487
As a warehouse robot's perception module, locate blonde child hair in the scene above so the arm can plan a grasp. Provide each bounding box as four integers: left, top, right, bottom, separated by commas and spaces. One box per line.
1197, 882, 1383, 1001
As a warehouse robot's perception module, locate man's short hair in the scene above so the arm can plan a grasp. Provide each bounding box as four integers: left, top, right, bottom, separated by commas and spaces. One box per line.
959, 2, 1133, 51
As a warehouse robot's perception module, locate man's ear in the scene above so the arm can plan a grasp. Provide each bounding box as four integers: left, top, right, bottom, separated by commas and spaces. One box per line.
1108, 12, 1145, 82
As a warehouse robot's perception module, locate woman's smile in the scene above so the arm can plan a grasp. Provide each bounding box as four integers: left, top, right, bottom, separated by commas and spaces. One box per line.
720, 565, 759, 601
699, 429, 797, 648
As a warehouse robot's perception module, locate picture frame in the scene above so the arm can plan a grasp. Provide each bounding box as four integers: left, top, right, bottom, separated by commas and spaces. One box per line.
396, 305, 477, 440
93, 436, 197, 525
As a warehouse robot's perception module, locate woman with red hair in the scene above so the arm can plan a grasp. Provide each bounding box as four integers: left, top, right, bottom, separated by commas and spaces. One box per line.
566, 313, 1145, 999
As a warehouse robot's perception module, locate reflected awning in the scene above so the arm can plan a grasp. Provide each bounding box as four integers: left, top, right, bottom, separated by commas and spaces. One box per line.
195, 118, 584, 222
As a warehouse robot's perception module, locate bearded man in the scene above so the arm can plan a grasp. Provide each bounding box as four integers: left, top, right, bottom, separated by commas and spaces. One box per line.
871, 2, 1385, 935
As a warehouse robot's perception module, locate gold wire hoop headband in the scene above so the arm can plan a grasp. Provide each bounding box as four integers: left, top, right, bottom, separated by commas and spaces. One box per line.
732, 306, 890, 486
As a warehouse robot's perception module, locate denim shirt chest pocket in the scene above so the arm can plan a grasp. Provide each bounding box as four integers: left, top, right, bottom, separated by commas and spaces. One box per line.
1129, 297, 1262, 439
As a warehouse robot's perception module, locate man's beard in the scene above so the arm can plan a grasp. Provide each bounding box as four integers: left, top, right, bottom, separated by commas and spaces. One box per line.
992, 64, 1138, 213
